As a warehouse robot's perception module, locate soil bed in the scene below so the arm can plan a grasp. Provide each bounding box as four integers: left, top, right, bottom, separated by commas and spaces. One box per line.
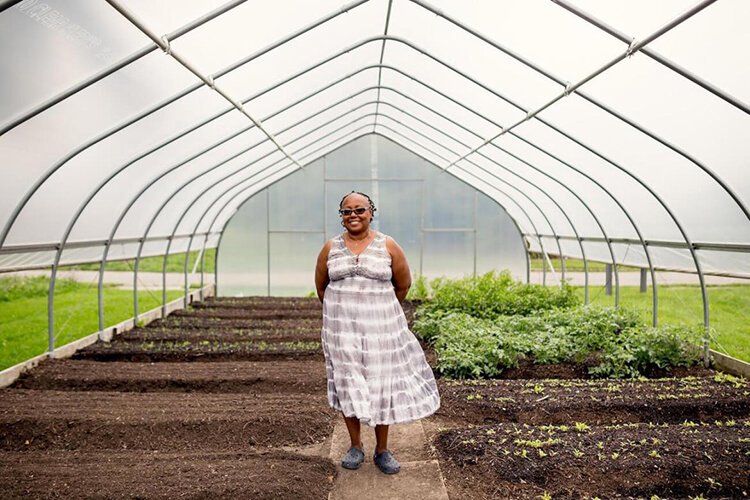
435, 419, 750, 499
0, 390, 335, 451
0, 449, 335, 499
171, 307, 320, 320
151, 316, 322, 330
73, 339, 323, 362
120, 325, 321, 343
194, 297, 322, 310
434, 376, 750, 426
0, 294, 338, 499
12, 359, 327, 393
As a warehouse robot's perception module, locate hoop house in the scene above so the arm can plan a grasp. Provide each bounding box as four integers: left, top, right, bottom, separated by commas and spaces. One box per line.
1, 0, 748, 360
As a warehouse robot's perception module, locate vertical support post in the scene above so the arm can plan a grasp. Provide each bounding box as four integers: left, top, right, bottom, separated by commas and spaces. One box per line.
579, 238, 589, 305
473, 191, 478, 277
652, 274, 659, 327
640, 268, 647, 293
133, 243, 142, 322
183, 243, 192, 308
161, 244, 169, 318
98, 245, 106, 332
419, 178, 425, 277
605, 263, 613, 296
200, 245, 206, 301
524, 239, 531, 284
47, 264, 56, 354
560, 254, 566, 283
214, 231, 223, 297
266, 189, 271, 297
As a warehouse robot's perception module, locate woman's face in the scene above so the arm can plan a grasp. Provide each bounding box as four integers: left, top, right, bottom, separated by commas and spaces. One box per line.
340, 193, 372, 234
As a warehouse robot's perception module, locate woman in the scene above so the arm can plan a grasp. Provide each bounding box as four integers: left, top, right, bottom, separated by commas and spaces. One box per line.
314, 191, 440, 475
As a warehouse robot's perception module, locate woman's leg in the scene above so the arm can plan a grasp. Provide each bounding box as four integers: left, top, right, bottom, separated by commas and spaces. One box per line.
375, 424, 389, 453
343, 414, 363, 449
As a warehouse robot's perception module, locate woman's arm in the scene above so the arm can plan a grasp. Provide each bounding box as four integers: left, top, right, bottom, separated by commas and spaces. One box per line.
314, 240, 332, 303
386, 236, 412, 303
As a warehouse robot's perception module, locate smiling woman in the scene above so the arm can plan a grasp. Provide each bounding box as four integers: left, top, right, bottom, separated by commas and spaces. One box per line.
314, 191, 441, 475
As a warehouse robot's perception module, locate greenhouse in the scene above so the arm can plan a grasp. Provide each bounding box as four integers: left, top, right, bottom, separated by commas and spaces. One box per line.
1, 0, 748, 498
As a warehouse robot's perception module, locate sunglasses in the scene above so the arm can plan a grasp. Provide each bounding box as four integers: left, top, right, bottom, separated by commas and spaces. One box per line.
338, 207, 369, 216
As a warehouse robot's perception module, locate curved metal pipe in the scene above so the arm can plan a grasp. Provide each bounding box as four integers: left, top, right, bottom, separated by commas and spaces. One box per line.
168, 111, 549, 308
374, 106, 580, 289
198, 129, 540, 297
0, 0, 251, 135
94, 87, 382, 326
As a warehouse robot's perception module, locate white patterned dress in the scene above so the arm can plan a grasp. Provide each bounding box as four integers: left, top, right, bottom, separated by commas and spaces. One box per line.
321, 231, 440, 427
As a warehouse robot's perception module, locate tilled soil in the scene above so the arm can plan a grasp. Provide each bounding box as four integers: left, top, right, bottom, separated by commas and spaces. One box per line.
435, 419, 750, 499
0, 449, 336, 499
13, 359, 327, 393
1, 296, 337, 499
434, 376, 750, 426
171, 307, 321, 320
151, 316, 322, 330
4, 295, 750, 499
430, 375, 750, 498
0, 390, 333, 451
120, 326, 322, 342
73, 339, 323, 362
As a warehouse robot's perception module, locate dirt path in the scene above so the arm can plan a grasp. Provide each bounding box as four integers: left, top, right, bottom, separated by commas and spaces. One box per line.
328, 418, 449, 499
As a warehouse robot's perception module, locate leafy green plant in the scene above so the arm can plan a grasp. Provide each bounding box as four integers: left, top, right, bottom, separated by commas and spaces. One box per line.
431, 313, 516, 378
419, 271, 580, 320
406, 274, 430, 301
414, 279, 702, 379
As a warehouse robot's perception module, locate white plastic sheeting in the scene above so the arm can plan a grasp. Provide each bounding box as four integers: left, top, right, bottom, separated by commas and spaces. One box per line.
217, 135, 528, 296
1, 0, 748, 282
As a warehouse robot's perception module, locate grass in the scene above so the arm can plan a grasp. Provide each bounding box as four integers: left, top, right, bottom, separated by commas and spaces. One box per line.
529, 254, 640, 273
574, 284, 750, 362
0, 276, 183, 371
63, 248, 216, 274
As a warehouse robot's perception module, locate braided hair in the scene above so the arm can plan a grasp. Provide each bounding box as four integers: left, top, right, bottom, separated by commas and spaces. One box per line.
339, 191, 377, 222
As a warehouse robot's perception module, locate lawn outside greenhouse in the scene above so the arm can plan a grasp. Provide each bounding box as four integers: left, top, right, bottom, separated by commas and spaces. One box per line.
1, 1, 749, 498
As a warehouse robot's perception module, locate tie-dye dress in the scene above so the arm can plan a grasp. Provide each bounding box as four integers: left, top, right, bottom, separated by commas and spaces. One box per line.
321, 231, 440, 426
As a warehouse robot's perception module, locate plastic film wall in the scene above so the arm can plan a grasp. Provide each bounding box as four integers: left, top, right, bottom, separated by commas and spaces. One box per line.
217, 135, 527, 296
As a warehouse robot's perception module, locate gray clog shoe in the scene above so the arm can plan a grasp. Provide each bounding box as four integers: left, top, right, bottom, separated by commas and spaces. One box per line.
373, 450, 400, 474
341, 445, 365, 470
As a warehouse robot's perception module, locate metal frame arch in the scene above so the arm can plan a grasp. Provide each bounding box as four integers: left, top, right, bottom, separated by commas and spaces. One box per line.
407, 0, 750, 224
372, 0, 394, 133
398, 1, 738, 348
373, 119, 571, 284
377, 87, 644, 301
381, 83, 649, 306
61, 85, 384, 310
200, 130, 537, 294
373, 106, 582, 288
146, 103, 559, 306
134, 113, 379, 318
503, 130, 659, 324
550, 0, 750, 118
88, 63, 569, 321
0, 0, 252, 135
158, 110, 547, 309
0, 11, 385, 252
92, 88, 384, 327
374, 112, 570, 280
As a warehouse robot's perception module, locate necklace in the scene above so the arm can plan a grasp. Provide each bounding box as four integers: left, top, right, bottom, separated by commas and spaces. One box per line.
346, 230, 372, 256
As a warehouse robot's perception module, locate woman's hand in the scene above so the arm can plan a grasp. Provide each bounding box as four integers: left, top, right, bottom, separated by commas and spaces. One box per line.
386, 236, 412, 303
314, 240, 332, 303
